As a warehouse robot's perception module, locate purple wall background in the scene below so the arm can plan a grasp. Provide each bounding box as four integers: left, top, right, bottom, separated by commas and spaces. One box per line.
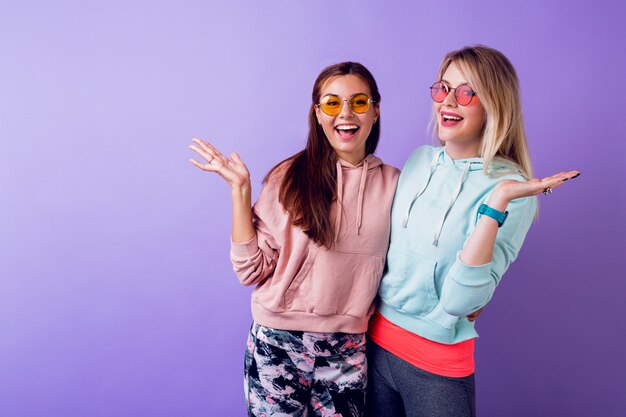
1, 1, 624, 416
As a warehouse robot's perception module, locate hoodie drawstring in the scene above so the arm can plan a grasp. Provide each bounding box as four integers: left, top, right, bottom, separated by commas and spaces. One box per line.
334, 157, 371, 242
402, 151, 441, 228
432, 161, 470, 246
334, 160, 344, 242
355, 158, 369, 235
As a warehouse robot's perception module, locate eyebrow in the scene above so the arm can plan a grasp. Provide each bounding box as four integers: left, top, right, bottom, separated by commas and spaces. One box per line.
440, 79, 470, 87
321, 92, 368, 98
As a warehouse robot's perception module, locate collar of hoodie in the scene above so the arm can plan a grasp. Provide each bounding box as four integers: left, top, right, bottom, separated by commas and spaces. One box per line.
401, 148, 484, 246
334, 155, 377, 242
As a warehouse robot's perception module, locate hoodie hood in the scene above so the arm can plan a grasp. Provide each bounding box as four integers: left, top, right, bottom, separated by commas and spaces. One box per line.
334, 154, 383, 242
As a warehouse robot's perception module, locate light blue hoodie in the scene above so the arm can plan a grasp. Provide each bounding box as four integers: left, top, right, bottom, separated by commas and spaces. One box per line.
377, 145, 537, 344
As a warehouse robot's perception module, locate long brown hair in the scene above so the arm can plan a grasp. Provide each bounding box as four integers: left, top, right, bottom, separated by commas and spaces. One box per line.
265, 62, 381, 247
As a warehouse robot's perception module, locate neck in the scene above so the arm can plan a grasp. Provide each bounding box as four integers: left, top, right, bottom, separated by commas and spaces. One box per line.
443, 141, 480, 160
336, 151, 366, 166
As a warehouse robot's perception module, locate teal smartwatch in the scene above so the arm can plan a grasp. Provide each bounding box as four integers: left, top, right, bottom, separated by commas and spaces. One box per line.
478, 203, 508, 227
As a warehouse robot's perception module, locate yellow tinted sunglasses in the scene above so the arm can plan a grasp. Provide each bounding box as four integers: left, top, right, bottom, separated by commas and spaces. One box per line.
317, 93, 375, 116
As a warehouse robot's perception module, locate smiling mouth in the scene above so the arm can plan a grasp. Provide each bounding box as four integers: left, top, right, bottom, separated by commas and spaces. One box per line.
335, 124, 360, 138
441, 113, 464, 127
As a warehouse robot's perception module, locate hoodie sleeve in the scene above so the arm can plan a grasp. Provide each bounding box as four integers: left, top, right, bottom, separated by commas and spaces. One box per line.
229, 177, 283, 286
440, 195, 537, 317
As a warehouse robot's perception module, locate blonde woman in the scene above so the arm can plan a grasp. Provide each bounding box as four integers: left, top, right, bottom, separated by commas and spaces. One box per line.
366, 46, 579, 417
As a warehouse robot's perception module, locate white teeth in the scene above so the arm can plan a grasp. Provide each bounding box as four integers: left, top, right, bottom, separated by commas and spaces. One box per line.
443, 115, 462, 121
336, 125, 358, 130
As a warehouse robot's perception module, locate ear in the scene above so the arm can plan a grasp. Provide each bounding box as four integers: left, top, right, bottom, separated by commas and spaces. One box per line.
314, 105, 322, 125
374, 104, 380, 123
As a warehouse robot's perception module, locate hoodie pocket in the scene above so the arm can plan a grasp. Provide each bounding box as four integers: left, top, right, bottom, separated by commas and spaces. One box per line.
284, 249, 383, 318
283, 248, 318, 310
379, 247, 438, 316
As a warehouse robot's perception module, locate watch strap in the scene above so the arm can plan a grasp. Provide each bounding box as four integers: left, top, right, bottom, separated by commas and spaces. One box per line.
478, 203, 508, 227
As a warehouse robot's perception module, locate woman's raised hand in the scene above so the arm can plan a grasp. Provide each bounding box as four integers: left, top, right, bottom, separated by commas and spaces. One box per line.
189, 138, 251, 190
492, 170, 580, 203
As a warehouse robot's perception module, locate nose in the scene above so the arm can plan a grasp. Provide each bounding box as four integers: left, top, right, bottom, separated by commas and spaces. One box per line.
442, 88, 457, 107
338, 99, 356, 117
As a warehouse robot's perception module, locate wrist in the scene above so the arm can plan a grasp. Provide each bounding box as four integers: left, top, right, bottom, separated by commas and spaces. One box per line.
488, 187, 510, 211
231, 183, 251, 199
478, 203, 508, 227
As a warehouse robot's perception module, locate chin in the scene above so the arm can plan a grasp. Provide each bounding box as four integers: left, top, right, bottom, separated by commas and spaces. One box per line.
439, 134, 471, 144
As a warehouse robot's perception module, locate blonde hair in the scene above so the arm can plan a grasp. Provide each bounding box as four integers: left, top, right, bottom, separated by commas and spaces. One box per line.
432, 45, 533, 180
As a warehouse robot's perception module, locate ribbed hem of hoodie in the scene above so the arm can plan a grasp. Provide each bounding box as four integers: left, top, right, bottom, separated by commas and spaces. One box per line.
447, 252, 493, 287
377, 302, 478, 345
251, 302, 370, 334
230, 234, 259, 259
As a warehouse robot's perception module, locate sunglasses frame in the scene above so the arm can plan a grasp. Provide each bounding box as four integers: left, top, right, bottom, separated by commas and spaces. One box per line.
430, 82, 478, 106
316, 93, 376, 116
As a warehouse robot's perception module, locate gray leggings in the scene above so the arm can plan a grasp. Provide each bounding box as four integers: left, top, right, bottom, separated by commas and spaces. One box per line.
366, 340, 476, 417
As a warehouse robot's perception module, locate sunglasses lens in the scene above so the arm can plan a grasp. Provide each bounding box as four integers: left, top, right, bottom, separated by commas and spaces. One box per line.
349, 94, 370, 113
430, 82, 448, 103
455, 86, 475, 106
319, 95, 342, 115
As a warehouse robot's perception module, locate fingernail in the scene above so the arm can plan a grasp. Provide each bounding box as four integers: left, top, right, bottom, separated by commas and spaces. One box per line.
571, 172, 581, 179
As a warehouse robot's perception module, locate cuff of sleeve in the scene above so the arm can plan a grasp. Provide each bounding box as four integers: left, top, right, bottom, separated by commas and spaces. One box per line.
448, 252, 493, 287
230, 234, 259, 259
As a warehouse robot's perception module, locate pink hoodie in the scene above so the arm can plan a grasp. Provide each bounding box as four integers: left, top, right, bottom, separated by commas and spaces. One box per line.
230, 155, 399, 333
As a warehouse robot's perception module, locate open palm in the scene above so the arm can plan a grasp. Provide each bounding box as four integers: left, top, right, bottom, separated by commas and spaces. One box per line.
189, 138, 250, 189
496, 170, 580, 201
